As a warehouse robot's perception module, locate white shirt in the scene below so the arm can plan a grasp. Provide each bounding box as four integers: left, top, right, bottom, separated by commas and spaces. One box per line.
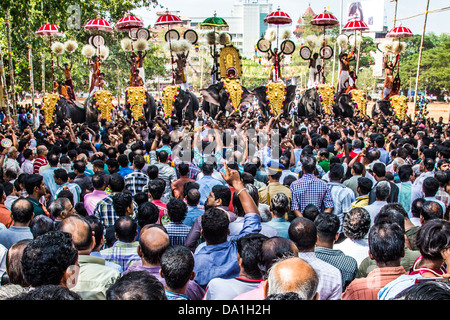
21, 159, 34, 174
298, 251, 342, 300
363, 200, 388, 226
334, 238, 369, 267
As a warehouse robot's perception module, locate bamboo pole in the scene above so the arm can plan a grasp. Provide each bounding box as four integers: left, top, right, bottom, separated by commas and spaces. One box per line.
5, 8, 16, 121
413, 0, 430, 107
0, 40, 10, 120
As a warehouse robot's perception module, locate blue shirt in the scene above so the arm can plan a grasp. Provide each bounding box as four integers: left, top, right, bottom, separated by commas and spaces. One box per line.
263, 218, 291, 239
41, 167, 59, 197
118, 166, 134, 178
193, 213, 261, 289
197, 175, 224, 205
183, 206, 204, 227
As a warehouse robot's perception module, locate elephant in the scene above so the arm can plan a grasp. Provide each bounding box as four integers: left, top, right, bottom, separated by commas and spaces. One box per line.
173, 88, 199, 122
297, 87, 322, 118
371, 99, 393, 118
251, 84, 297, 118
54, 97, 86, 127
200, 81, 253, 119
84, 90, 157, 125
333, 93, 355, 119
124, 90, 157, 123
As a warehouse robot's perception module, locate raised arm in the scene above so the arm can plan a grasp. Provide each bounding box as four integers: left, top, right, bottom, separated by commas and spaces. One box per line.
221, 162, 259, 216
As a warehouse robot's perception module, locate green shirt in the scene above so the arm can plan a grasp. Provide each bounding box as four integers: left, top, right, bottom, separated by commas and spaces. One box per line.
27, 196, 46, 217
356, 247, 420, 278
72, 255, 121, 300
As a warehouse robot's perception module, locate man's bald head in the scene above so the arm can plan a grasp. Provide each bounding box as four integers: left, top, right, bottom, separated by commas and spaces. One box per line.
138, 225, 170, 266
264, 257, 318, 300
59, 215, 93, 252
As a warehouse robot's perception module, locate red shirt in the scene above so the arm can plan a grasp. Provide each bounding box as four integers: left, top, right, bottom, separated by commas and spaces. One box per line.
33, 156, 48, 174
152, 200, 167, 224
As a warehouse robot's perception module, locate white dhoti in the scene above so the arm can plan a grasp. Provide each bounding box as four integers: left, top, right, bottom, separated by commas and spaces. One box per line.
308, 67, 317, 87
338, 70, 354, 93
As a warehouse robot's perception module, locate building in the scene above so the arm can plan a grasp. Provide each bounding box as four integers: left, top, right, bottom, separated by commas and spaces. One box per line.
190, 0, 273, 58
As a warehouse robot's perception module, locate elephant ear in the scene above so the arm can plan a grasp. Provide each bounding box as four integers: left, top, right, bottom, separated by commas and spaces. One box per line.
284, 85, 297, 107
200, 84, 221, 106
251, 86, 267, 105
241, 87, 254, 105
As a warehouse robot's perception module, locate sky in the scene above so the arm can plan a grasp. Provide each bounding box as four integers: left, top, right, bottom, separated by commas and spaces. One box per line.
133, 0, 450, 36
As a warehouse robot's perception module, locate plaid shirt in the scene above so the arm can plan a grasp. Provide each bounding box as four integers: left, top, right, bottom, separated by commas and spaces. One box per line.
99, 241, 140, 273
164, 221, 191, 245
93, 194, 138, 229
290, 173, 334, 213
124, 170, 150, 196
175, 162, 202, 180
327, 182, 355, 233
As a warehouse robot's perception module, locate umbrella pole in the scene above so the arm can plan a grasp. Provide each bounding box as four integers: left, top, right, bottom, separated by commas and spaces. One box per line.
168, 24, 175, 85
322, 27, 325, 84
50, 36, 55, 92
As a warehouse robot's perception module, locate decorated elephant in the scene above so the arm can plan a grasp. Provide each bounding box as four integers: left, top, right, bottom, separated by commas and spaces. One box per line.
173, 88, 199, 122
251, 84, 297, 118
54, 97, 87, 127
200, 80, 253, 119
371, 99, 393, 118
124, 89, 157, 123
333, 93, 355, 119
297, 87, 322, 118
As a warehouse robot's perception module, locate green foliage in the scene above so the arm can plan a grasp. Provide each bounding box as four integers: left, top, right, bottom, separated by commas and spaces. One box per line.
0, 0, 164, 98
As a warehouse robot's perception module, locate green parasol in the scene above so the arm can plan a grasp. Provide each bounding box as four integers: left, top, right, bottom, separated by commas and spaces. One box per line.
200, 12, 229, 84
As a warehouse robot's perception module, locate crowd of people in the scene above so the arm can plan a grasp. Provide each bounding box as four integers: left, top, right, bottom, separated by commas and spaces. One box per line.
0, 100, 449, 302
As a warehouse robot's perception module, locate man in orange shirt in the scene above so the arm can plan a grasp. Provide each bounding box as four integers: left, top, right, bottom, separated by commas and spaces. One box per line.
0, 184, 12, 228
341, 221, 407, 300
171, 162, 194, 200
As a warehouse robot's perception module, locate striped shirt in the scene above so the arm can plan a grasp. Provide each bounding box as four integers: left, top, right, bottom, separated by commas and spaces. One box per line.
327, 182, 355, 233
164, 221, 191, 245
298, 251, 342, 300
33, 156, 47, 174
314, 247, 358, 290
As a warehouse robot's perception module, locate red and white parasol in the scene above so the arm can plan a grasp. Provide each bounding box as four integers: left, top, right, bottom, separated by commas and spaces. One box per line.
310, 11, 339, 84
264, 7, 292, 26
115, 15, 144, 31
35, 24, 64, 37
311, 11, 339, 27
84, 18, 113, 33
155, 11, 182, 27
155, 11, 182, 85
342, 19, 369, 32
387, 26, 413, 38
36, 24, 64, 90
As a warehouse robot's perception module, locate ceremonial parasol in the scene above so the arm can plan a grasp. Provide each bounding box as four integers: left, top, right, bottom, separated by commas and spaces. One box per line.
264, 7, 292, 49
35, 24, 64, 91
200, 11, 229, 84
84, 18, 114, 90
115, 14, 145, 86
263, 7, 292, 82
386, 26, 413, 39
115, 15, 144, 31
155, 10, 182, 85
84, 18, 114, 33
342, 19, 369, 77
310, 10, 339, 84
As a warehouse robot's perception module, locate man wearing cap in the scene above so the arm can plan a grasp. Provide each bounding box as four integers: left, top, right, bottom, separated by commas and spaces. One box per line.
258, 161, 292, 206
